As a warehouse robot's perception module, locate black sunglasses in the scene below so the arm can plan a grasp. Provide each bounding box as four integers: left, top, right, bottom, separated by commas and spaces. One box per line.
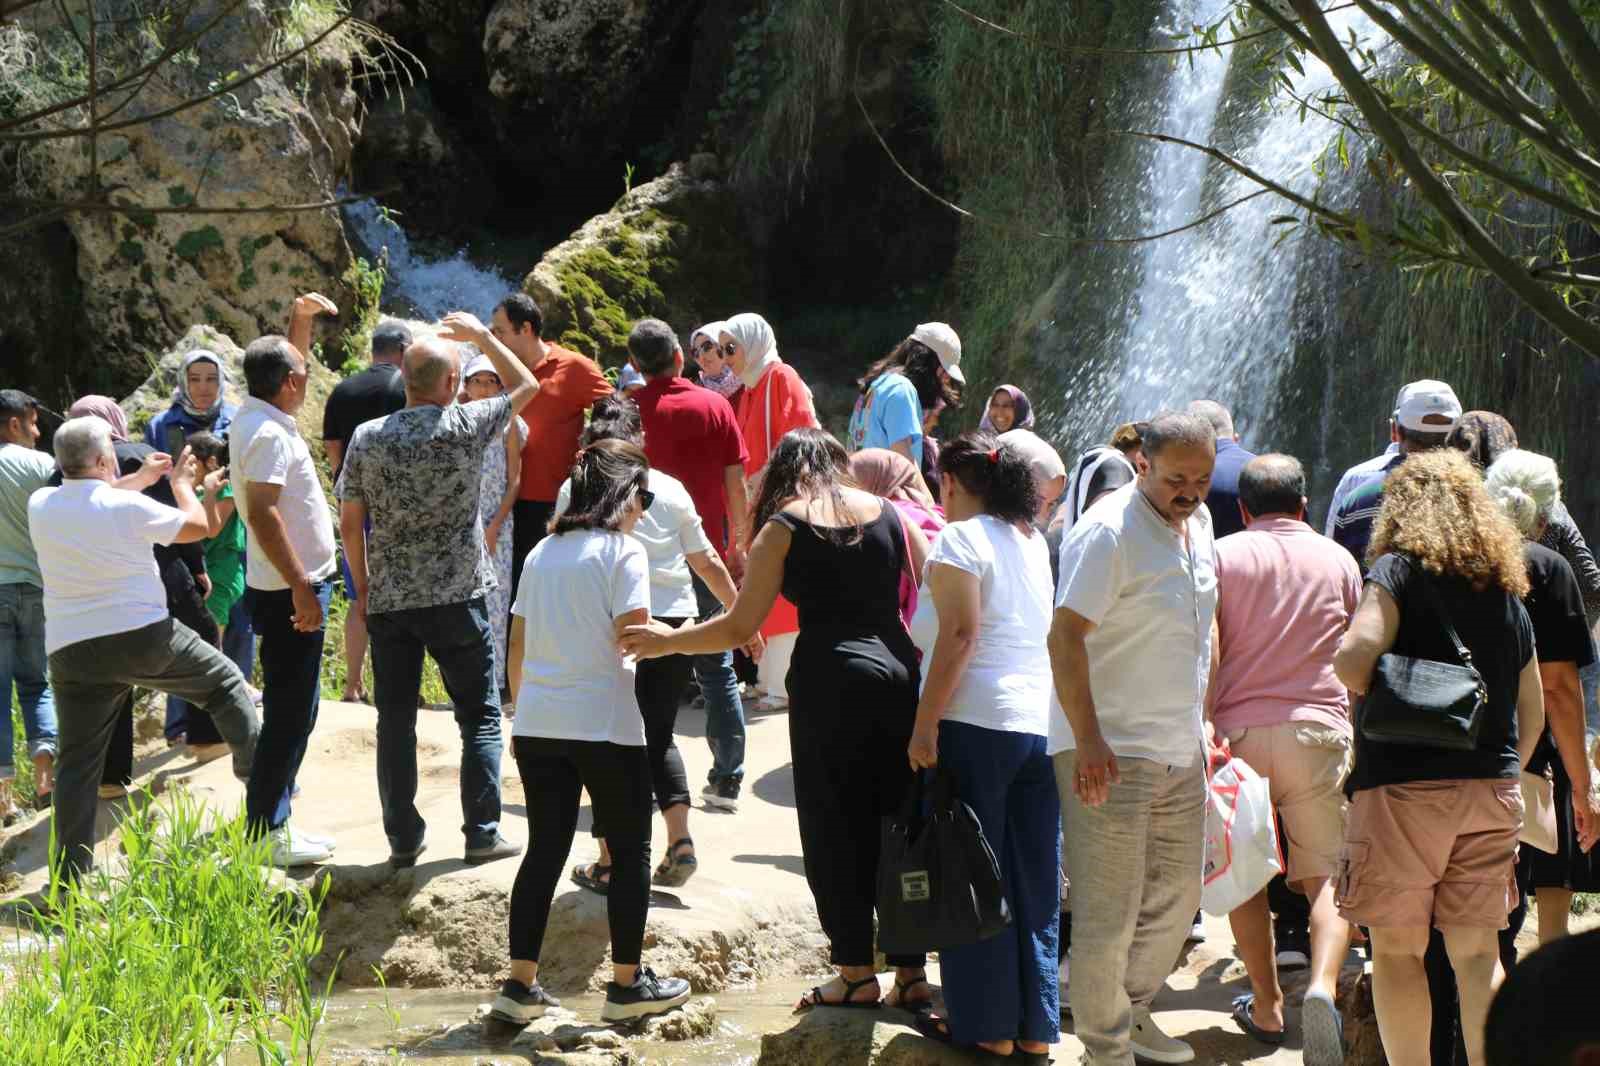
721, 341, 738, 357
637, 488, 656, 511
695, 340, 718, 355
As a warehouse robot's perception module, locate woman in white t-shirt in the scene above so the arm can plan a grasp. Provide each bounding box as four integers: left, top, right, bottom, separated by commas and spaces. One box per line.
906, 433, 1061, 1060
555, 398, 742, 894
491, 439, 692, 1027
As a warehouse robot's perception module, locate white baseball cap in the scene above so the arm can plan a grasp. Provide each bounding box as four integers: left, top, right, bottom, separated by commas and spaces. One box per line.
910, 322, 964, 385
1394, 379, 1462, 432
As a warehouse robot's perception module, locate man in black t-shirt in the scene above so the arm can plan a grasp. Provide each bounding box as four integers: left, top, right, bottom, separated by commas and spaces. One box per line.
321, 320, 411, 701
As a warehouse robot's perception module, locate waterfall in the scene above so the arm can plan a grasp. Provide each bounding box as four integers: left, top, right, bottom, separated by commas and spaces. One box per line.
342, 197, 516, 322
1055, 0, 1378, 451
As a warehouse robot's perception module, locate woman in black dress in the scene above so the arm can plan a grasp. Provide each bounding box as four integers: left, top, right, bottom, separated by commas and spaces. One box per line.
621, 428, 934, 1013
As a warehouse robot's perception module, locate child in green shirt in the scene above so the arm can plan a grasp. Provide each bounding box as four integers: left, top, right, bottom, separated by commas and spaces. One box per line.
186, 432, 246, 633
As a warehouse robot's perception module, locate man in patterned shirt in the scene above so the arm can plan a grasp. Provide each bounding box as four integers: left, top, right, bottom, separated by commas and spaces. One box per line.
336, 312, 539, 869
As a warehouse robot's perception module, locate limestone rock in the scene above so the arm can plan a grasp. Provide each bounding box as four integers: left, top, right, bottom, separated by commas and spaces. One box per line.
350, 87, 495, 236
6, 1, 365, 390
522, 161, 763, 365
757, 1007, 976, 1066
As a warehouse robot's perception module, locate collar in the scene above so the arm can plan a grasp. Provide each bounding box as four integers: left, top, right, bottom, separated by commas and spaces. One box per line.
240, 394, 299, 432
1244, 514, 1309, 535
1135, 482, 1206, 539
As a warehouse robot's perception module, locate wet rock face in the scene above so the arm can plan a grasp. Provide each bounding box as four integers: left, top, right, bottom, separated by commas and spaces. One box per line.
350, 88, 497, 235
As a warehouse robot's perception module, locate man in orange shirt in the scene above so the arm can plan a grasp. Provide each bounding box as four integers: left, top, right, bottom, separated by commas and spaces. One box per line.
491, 294, 614, 602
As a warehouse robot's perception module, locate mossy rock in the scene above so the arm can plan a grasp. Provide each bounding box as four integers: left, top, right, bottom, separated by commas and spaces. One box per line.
523, 159, 763, 365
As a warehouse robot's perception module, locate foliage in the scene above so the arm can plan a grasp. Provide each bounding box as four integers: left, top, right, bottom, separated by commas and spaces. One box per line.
320, 593, 450, 706
0, 790, 334, 1065
336, 254, 387, 373
7, 701, 36, 810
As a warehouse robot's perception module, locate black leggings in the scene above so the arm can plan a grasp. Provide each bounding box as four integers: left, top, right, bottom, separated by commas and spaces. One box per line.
593, 619, 693, 839
509, 735, 653, 966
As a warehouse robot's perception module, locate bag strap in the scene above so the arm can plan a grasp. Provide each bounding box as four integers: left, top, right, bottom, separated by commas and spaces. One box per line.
1414, 567, 1478, 674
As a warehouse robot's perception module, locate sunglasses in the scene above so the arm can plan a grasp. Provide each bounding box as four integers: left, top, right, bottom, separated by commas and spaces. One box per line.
721, 342, 738, 357
695, 340, 718, 355
637, 488, 656, 511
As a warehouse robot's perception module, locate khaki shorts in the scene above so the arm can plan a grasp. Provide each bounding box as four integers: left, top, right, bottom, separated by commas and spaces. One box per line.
1225, 722, 1351, 886
1335, 777, 1523, 930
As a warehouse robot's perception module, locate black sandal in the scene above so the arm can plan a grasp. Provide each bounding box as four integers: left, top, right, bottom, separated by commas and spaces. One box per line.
889, 974, 934, 1016
913, 1013, 1017, 1059
570, 862, 611, 896
652, 837, 698, 887
793, 974, 882, 1014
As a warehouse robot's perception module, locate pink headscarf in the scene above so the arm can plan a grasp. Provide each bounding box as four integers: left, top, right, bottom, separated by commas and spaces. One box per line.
68, 395, 130, 442
849, 448, 936, 510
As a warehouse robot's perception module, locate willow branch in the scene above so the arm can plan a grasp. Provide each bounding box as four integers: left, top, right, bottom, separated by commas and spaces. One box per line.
1500, 0, 1600, 151
1451, 0, 1544, 73
1529, 0, 1600, 106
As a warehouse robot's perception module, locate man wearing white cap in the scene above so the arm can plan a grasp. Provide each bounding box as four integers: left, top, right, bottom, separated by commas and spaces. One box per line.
1328, 379, 1462, 569
846, 323, 965, 480
335, 311, 539, 869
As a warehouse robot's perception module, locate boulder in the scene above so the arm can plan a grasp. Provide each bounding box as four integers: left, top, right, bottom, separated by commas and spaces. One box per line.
5, 1, 367, 392
522, 160, 763, 365
757, 1007, 976, 1066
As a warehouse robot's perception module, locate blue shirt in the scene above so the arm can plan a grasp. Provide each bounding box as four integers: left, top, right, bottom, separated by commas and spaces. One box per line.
144, 401, 238, 452
1330, 452, 1404, 572
847, 372, 923, 463
1205, 438, 1256, 540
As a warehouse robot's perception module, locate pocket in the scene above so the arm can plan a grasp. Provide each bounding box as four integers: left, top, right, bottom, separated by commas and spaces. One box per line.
1294, 725, 1351, 752
1334, 839, 1370, 905
1495, 779, 1526, 817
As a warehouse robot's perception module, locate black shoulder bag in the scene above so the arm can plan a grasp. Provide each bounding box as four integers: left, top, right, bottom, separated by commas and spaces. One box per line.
1359, 572, 1488, 752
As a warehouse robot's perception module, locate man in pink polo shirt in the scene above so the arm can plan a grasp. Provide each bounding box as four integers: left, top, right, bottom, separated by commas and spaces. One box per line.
1209, 453, 1361, 1066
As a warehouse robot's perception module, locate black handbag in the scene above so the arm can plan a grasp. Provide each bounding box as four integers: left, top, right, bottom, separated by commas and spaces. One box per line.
876, 767, 1012, 956
1359, 571, 1488, 752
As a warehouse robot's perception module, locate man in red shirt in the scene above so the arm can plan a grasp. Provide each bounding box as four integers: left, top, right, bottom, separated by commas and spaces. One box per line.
628, 318, 753, 810
491, 293, 614, 602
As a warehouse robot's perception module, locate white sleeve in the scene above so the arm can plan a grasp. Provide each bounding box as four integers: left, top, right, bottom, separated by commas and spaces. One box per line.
1055, 523, 1122, 624
613, 540, 651, 617
675, 495, 713, 558
927, 520, 983, 578
238, 424, 290, 487
121, 491, 188, 547
554, 479, 573, 518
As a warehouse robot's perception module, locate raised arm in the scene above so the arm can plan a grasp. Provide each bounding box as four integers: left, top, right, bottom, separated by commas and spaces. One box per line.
439, 312, 539, 412
288, 292, 339, 359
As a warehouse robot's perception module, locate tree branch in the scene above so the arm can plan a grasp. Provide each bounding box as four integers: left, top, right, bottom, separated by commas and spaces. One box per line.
1529, 0, 1600, 107
0, 189, 388, 242
1500, 0, 1600, 152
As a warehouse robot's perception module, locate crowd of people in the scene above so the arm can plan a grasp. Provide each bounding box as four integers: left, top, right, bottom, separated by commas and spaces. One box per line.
3, 293, 1600, 1064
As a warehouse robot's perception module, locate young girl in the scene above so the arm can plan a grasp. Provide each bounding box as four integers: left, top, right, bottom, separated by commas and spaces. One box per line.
186, 432, 246, 644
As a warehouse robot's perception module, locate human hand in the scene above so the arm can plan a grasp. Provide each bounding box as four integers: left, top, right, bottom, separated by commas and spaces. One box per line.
485, 517, 502, 556
618, 620, 674, 660
1576, 790, 1600, 853
743, 631, 765, 662
130, 451, 174, 491
197, 572, 213, 600
170, 446, 199, 488
439, 311, 489, 345
908, 720, 939, 770
1204, 721, 1230, 769
1072, 733, 1120, 808
725, 544, 747, 583
202, 464, 229, 496
292, 292, 339, 319
290, 579, 323, 633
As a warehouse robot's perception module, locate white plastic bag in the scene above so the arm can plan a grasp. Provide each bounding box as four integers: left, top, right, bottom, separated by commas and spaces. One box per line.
1201, 756, 1284, 917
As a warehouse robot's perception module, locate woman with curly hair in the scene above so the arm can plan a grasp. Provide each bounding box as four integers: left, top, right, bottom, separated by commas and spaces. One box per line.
1333, 448, 1546, 1066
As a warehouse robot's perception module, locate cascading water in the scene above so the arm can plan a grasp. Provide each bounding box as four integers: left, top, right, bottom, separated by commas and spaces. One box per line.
1054, 0, 1379, 452
342, 197, 515, 321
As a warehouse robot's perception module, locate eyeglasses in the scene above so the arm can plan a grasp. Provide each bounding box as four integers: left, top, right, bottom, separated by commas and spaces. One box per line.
695, 340, 718, 355
637, 488, 656, 511
721, 342, 738, 357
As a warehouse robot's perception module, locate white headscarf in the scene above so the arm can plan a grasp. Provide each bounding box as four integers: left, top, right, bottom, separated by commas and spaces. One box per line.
689, 321, 728, 351
174, 349, 229, 423
724, 312, 782, 390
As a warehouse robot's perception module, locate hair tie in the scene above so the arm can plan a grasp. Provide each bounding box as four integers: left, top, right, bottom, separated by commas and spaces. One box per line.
987, 449, 1000, 464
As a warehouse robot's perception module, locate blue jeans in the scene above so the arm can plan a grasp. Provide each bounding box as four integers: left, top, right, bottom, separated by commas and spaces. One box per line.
937, 720, 1061, 1047
245, 581, 331, 833
0, 582, 57, 774
367, 597, 503, 853
692, 575, 745, 787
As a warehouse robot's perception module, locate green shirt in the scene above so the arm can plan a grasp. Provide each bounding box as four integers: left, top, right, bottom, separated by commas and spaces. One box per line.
202, 481, 247, 626
0, 443, 57, 587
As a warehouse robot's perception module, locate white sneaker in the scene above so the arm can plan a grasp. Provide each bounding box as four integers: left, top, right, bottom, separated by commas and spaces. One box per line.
269, 825, 332, 867
299, 828, 336, 851
1130, 1005, 1194, 1064
1186, 912, 1207, 943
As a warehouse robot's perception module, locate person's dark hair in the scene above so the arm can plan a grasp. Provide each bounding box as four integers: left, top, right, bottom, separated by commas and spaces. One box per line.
370, 320, 413, 360
1140, 412, 1216, 459
496, 293, 544, 338
627, 318, 679, 377
1238, 453, 1306, 517
551, 439, 650, 536
0, 389, 39, 426
1485, 928, 1600, 1066
186, 429, 228, 467
938, 432, 1039, 525
1399, 425, 1452, 452
752, 427, 862, 545
581, 395, 644, 448
856, 338, 960, 411
242, 336, 299, 399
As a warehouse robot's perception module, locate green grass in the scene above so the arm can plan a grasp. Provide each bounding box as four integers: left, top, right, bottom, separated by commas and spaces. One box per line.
319, 592, 449, 706
8, 701, 38, 810
0, 791, 334, 1064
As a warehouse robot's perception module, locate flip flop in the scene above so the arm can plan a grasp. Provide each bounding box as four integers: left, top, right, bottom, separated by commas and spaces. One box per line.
1302, 990, 1345, 1066
570, 861, 611, 896
793, 974, 882, 1013
912, 1013, 1016, 1059
1232, 993, 1287, 1046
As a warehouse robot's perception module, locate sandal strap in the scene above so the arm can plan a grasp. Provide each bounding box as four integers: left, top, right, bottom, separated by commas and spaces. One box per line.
842, 974, 880, 997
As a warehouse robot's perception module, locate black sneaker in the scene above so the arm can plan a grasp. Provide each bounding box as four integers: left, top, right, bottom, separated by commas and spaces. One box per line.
1275, 924, 1311, 970
600, 966, 691, 1021
489, 978, 561, 1024
700, 778, 740, 812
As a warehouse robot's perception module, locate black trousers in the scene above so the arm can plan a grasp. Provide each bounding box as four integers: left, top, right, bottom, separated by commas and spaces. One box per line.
593, 619, 693, 839
509, 500, 557, 608
787, 631, 924, 969
509, 735, 653, 966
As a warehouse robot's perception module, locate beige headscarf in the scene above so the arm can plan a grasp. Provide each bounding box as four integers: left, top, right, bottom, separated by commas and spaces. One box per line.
849, 448, 935, 510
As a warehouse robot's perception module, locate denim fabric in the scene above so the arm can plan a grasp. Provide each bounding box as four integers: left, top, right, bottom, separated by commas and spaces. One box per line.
245, 581, 331, 834
367, 597, 503, 853
937, 720, 1061, 1046
692, 574, 745, 786
0, 582, 56, 772
50, 617, 258, 883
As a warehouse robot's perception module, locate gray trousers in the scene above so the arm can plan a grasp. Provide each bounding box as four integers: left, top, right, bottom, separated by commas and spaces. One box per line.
49, 617, 259, 883
1056, 751, 1206, 1066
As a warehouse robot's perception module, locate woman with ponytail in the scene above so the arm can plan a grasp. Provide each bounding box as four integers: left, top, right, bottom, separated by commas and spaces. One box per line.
904, 433, 1060, 1060
495, 439, 692, 1027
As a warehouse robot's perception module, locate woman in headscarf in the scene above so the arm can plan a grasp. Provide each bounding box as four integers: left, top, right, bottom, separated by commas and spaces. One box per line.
689, 321, 740, 402
978, 385, 1034, 436
850, 448, 946, 627
721, 313, 819, 709
143, 350, 238, 451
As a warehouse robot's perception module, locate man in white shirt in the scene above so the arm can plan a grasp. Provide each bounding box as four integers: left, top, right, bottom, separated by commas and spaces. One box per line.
31, 417, 259, 885
1048, 412, 1219, 1066
230, 294, 341, 867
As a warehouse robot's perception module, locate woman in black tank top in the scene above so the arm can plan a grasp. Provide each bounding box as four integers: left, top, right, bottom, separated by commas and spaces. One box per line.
622, 428, 934, 1013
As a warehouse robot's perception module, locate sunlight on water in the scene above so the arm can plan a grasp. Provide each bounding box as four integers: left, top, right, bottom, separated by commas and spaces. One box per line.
342, 197, 515, 322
